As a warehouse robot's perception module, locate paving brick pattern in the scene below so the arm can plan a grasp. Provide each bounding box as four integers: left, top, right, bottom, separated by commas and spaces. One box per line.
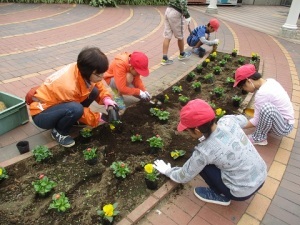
0, 3, 299, 225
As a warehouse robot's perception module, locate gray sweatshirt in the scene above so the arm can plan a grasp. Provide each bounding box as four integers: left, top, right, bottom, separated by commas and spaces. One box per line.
165, 115, 267, 197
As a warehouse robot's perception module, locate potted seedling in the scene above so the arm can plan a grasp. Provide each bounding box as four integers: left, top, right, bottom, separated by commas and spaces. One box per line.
32, 145, 53, 163
223, 54, 232, 62
172, 85, 182, 93
231, 49, 238, 57
0, 167, 8, 182
186, 71, 196, 82
178, 95, 190, 106
192, 81, 202, 92
80, 127, 93, 143
32, 174, 57, 197
209, 51, 217, 61
149, 108, 170, 124
202, 58, 210, 67
219, 59, 227, 67
213, 66, 222, 75
196, 64, 203, 73
251, 52, 259, 61
215, 108, 226, 120
238, 57, 245, 65
213, 86, 224, 98
155, 94, 169, 104
110, 161, 131, 179
97, 203, 120, 225
147, 135, 164, 154
144, 163, 159, 190
131, 134, 143, 142
226, 77, 235, 86
204, 73, 214, 84
170, 150, 186, 160
83, 147, 98, 165
232, 95, 242, 107
49, 192, 71, 212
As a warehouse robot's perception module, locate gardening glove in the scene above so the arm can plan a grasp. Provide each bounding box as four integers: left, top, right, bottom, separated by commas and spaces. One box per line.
144, 91, 151, 101
103, 97, 118, 110
139, 90, 150, 101
153, 159, 171, 175
213, 39, 219, 45
185, 17, 191, 25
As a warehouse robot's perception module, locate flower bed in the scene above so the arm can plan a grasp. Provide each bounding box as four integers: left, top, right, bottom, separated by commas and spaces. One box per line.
0, 51, 259, 224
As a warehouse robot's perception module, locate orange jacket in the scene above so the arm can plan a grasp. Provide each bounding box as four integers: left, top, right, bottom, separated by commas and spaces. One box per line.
104, 52, 145, 96
29, 63, 112, 127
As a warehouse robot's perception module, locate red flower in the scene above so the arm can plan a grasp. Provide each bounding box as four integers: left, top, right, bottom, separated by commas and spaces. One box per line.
39, 174, 44, 179
55, 194, 60, 199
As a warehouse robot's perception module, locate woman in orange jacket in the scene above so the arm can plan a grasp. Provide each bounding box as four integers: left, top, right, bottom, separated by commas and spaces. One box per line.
103, 52, 151, 110
29, 47, 117, 147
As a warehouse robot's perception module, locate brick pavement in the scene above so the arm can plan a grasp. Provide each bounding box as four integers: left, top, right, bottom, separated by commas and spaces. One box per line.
0, 4, 299, 225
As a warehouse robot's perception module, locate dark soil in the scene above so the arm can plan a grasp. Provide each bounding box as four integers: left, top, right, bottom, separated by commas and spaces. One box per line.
0, 52, 259, 225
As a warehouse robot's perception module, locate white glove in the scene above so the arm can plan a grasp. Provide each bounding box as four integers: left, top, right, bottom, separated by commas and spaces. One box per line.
139, 90, 150, 101
154, 159, 171, 175
213, 39, 219, 45
144, 91, 151, 100
185, 17, 191, 24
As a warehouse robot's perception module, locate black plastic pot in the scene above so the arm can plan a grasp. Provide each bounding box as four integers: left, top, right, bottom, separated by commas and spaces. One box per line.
194, 87, 201, 92
16, 141, 30, 154
149, 147, 160, 154
232, 100, 241, 107
145, 178, 158, 190
186, 76, 193, 82
87, 158, 98, 166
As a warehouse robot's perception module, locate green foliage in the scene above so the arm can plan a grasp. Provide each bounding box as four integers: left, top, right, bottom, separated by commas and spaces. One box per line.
223, 54, 231, 61
149, 108, 170, 121
178, 95, 190, 103
49, 192, 71, 212
170, 150, 186, 159
204, 73, 214, 80
110, 161, 131, 178
192, 81, 201, 89
213, 86, 225, 96
32, 174, 57, 196
144, 164, 159, 181
32, 145, 53, 162
89, 0, 117, 7
238, 57, 245, 65
187, 71, 196, 78
172, 85, 182, 93
232, 95, 242, 101
226, 77, 235, 84
0, 167, 8, 180
213, 66, 222, 74
131, 134, 143, 142
97, 203, 120, 223
219, 59, 227, 67
80, 127, 92, 138
147, 135, 164, 148
83, 147, 97, 160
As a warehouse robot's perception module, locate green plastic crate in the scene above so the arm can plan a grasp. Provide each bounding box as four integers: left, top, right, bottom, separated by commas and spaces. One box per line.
0, 92, 29, 135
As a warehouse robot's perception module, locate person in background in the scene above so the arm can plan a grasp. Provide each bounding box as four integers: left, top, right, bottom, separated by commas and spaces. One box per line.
154, 99, 267, 206
161, 0, 192, 66
187, 18, 220, 58
233, 64, 294, 145
103, 51, 151, 110
27, 47, 117, 147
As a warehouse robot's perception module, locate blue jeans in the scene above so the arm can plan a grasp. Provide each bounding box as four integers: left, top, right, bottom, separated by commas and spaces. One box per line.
200, 165, 263, 201
33, 87, 99, 135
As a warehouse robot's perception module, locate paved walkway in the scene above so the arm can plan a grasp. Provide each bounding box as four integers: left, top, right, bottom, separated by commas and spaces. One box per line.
0, 3, 299, 225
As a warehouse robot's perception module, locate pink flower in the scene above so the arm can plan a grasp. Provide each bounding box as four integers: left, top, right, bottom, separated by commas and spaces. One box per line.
39, 174, 44, 179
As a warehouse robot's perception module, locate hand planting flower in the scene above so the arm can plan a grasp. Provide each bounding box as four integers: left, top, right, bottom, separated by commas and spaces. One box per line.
80, 127, 92, 138
147, 135, 164, 149
170, 150, 186, 159
97, 203, 120, 223
32, 174, 57, 196
49, 192, 71, 212
110, 161, 131, 178
144, 164, 159, 182
83, 147, 97, 160
32, 145, 53, 162
0, 167, 8, 180
131, 134, 143, 142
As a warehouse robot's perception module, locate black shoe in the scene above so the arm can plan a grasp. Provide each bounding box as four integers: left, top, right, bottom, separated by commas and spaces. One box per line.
199, 48, 206, 58
51, 129, 75, 147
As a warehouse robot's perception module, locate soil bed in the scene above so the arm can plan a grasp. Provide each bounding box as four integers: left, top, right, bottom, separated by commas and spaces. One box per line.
0, 52, 259, 225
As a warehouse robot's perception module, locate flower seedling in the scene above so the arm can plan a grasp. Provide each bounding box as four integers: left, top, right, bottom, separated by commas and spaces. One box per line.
0, 167, 8, 180
232, 95, 242, 107
213, 86, 225, 97
80, 127, 92, 138
209, 51, 217, 61
192, 81, 202, 91
131, 134, 143, 142
204, 73, 214, 83
109, 120, 122, 131
215, 108, 226, 119
83, 147, 97, 160
213, 66, 222, 75
144, 164, 159, 182
226, 77, 235, 84
172, 85, 182, 93
232, 49, 238, 57
32, 174, 57, 196
164, 94, 169, 103
170, 150, 186, 159
223, 54, 232, 61
196, 64, 203, 73
251, 52, 259, 61
49, 192, 71, 212
186, 71, 196, 82
32, 145, 53, 162
149, 108, 170, 121
147, 135, 164, 149
202, 58, 210, 67
97, 203, 120, 223
219, 59, 227, 67
178, 95, 190, 104
110, 161, 131, 179
238, 57, 245, 65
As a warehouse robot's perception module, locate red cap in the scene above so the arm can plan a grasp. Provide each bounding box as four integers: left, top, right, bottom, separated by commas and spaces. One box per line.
177, 99, 215, 132
209, 18, 220, 31
129, 52, 149, 77
233, 64, 256, 87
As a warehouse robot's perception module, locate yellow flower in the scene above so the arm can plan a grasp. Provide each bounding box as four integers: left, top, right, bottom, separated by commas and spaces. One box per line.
205, 59, 210, 63
216, 108, 222, 116
109, 124, 116, 130
144, 164, 154, 174
0, 168, 2, 176
171, 152, 179, 158
212, 52, 217, 56
164, 94, 169, 100
103, 204, 114, 217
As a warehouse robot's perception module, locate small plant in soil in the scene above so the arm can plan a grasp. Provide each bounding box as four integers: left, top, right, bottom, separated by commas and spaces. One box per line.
219, 59, 227, 67
131, 134, 143, 142
208, 101, 216, 109
144, 163, 159, 182
149, 108, 170, 122
0, 167, 8, 180
215, 108, 226, 120
196, 64, 203, 73
204, 73, 214, 83
232, 95, 242, 107
202, 58, 210, 67
226, 77, 235, 85
213, 66, 222, 75
178, 95, 190, 106
251, 52, 259, 61
80, 127, 93, 138
170, 150, 186, 159
110, 161, 131, 179
192, 81, 202, 92
147, 135, 164, 149
83, 147, 97, 160
172, 85, 182, 93
238, 57, 245, 65
223, 54, 232, 61
164, 94, 169, 103
97, 203, 120, 224
32, 174, 57, 197
213, 86, 225, 97
209, 51, 217, 61
32, 145, 53, 162
49, 192, 71, 212
186, 71, 196, 82
231, 49, 238, 57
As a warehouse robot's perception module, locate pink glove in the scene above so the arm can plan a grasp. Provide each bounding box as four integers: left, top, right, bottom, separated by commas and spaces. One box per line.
103, 97, 118, 109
